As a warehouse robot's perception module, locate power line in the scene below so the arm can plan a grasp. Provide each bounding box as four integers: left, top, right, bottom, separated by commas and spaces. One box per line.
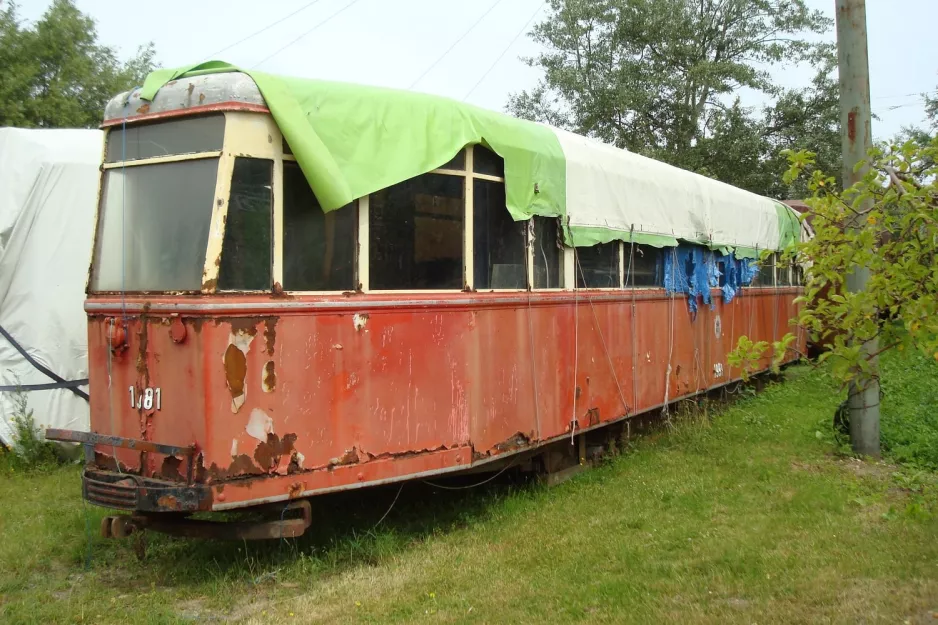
199, 0, 327, 63
251, 0, 365, 69
462, 1, 544, 101
408, 0, 506, 89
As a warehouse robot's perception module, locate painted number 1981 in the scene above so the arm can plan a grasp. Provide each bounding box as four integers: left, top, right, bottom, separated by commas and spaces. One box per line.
129, 386, 161, 410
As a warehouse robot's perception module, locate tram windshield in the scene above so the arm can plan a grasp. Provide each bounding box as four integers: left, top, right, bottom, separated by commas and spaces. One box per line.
91, 115, 225, 292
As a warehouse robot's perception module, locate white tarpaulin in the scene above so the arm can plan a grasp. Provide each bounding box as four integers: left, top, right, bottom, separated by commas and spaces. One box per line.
0, 128, 103, 446
552, 127, 789, 252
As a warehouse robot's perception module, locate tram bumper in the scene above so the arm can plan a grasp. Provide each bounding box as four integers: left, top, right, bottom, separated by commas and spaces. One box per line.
81, 468, 212, 512
45, 428, 212, 513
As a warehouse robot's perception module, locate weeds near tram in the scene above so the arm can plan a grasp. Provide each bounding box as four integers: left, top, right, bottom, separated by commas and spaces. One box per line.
0, 380, 62, 473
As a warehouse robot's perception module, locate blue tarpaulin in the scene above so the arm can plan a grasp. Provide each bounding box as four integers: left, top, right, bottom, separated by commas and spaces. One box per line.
664, 244, 758, 313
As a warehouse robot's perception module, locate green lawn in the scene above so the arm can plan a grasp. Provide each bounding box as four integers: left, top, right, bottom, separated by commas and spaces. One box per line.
1, 355, 937, 624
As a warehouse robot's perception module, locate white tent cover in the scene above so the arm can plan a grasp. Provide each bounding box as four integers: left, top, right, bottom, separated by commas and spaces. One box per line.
0, 128, 103, 446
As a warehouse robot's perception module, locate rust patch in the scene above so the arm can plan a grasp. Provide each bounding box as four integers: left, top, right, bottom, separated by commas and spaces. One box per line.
209, 454, 265, 481
288, 451, 302, 474
199, 92, 206, 104
272, 282, 285, 297
136, 103, 150, 115
288, 482, 303, 498
264, 317, 277, 355
253, 433, 298, 472
201, 277, 217, 292
94, 451, 130, 473
157, 495, 180, 510
847, 108, 858, 143
223, 344, 247, 398
227, 318, 259, 336
195, 453, 208, 483
330, 447, 360, 467
585, 407, 600, 427
160, 455, 184, 481
136, 314, 150, 384
493, 432, 531, 453
263, 360, 276, 392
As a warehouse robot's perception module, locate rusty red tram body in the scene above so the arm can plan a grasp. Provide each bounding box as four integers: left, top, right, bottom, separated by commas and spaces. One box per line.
47, 71, 805, 539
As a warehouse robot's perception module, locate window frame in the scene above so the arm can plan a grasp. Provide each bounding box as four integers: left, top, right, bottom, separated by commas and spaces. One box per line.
201, 112, 280, 294
753, 251, 777, 288
622, 241, 663, 290
572, 240, 623, 291
360, 144, 518, 294
528, 216, 567, 291
94, 113, 229, 294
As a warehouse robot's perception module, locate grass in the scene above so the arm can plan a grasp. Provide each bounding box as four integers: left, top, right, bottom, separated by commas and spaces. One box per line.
1, 354, 937, 624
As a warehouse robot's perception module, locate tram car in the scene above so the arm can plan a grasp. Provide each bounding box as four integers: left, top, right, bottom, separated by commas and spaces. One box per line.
47, 63, 806, 539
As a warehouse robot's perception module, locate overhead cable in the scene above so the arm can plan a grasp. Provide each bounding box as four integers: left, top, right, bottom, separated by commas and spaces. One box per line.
251, 0, 365, 69
462, 1, 545, 101
199, 0, 327, 62
409, 0, 506, 89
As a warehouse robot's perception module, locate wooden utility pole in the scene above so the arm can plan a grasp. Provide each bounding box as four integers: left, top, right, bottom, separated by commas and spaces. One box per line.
835, 0, 880, 458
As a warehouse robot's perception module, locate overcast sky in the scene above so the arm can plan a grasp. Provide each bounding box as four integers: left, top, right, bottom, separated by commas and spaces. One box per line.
19, 0, 938, 140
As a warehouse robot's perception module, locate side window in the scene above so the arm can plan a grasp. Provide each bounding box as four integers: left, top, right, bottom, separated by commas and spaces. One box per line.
218, 158, 272, 291
576, 242, 620, 288
532, 217, 563, 289
473, 145, 505, 177
473, 179, 526, 289
282, 162, 357, 291
776, 253, 792, 286
753, 253, 775, 287
370, 173, 464, 290
625, 243, 659, 287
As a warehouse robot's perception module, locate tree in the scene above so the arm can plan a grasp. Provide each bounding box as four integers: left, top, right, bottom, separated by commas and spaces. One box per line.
0, 0, 156, 128
730, 137, 938, 394
508, 0, 837, 198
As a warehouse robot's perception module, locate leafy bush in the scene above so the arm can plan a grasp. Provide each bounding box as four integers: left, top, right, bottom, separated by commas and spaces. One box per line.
2, 381, 62, 473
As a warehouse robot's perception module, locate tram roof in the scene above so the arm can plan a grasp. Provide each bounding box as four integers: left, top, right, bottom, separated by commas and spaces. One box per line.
109, 63, 801, 257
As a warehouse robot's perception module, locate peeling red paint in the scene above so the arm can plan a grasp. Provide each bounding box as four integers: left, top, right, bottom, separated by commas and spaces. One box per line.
160, 455, 184, 481
264, 317, 277, 355
263, 361, 276, 391
253, 433, 297, 472
223, 344, 246, 398
85, 288, 804, 512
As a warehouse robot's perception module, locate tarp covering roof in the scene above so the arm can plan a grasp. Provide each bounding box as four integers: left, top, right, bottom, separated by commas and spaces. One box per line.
139, 62, 800, 256
0, 128, 102, 446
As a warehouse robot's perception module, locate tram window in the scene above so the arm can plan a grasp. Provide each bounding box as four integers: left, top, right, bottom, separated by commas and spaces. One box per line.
776, 254, 792, 286
473, 145, 505, 177
439, 149, 466, 171
218, 158, 273, 291
473, 180, 525, 289
533, 217, 563, 289
753, 254, 775, 287
93, 159, 218, 291
106, 115, 225, 162
575, 242, 620, 288
370, 173, 464, 290
282, 162, 357, 291
625, 243, 659, 287
282, 136, 293, 155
